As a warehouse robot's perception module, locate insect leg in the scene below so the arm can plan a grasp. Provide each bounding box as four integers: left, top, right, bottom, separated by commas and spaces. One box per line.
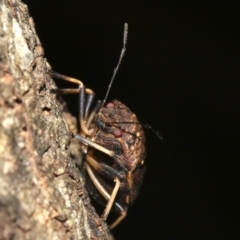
73, 133, 114, 156
84, 93, 95, 120
48, 70, 84, 85
109, 211, 127, 229
101, 178, 120, 220
86, 155, 126, 225
86, 100, 102, 128
49, 70, 95, 135
55, 88, 80, 94
86, 154, 124, 180
85, 162, 124, 213
85, 156, 127, 229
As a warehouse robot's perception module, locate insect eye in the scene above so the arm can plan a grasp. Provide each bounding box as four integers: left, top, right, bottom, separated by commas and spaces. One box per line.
112, 128, 123, 138
106, 102, 115, 108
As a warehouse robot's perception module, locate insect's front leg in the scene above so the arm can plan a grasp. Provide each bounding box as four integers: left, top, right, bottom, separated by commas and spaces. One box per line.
48, 70, 95, 135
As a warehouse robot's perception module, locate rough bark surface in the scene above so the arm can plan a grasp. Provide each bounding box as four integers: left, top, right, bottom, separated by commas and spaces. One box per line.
0, 0, 112, 239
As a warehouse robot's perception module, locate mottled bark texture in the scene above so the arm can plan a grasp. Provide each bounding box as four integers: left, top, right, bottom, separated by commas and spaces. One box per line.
0, 1, 111, 239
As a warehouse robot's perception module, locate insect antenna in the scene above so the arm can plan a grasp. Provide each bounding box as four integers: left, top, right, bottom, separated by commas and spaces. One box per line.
100, 24, 162, 140
109, 121, 163, 140
102, 23, 128, 107
142, 123, 163, 140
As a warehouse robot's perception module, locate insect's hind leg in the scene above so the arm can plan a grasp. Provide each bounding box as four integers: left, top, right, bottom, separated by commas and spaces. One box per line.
109, 211, 127, 229
85, 155, 126, 228
101, 178, 121, 221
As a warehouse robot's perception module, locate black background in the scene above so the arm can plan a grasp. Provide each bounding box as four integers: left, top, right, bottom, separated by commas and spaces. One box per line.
24, 1, 239, 239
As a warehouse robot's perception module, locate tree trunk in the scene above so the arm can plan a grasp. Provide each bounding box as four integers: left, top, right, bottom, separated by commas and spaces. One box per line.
0, 0, 112, 239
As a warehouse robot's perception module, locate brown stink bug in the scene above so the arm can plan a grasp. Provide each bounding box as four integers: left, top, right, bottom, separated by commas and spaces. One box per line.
49, 24, 150, 229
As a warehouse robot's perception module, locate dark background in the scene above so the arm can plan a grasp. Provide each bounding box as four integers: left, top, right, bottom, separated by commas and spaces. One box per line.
24, 1, 239, 239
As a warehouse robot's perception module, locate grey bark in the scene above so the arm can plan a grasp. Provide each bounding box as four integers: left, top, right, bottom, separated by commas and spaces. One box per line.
0, 0, 112, 239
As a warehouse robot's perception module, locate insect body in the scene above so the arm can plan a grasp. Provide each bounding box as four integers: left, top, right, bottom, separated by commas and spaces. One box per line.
49, 24, 146, 229
81, 99, 146, 229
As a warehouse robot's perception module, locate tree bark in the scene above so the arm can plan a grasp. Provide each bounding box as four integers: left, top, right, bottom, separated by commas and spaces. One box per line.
0, 0, 112, 239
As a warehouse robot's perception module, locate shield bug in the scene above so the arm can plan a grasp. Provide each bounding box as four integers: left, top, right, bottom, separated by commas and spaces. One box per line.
49, 24, 151, 229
